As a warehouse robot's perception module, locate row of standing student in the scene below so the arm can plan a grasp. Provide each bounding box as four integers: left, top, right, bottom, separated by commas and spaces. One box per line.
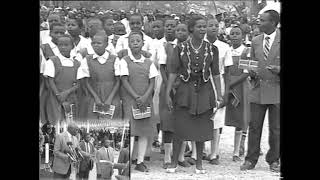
39, 13, 162, 176
38, 14, 231, 173
39, 12, 268, 175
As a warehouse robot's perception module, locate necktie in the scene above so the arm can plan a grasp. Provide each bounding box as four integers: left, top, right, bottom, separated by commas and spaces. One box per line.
106, 148, 109, 160
264, 36, 270, 61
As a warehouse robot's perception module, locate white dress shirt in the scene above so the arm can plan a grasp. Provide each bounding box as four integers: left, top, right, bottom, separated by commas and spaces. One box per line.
155, 37, 178, 65
40, 48, 46, 74
77, 50, 121, 80
43, 51, 82, 78
263, 29, 277, 49
72, 35, 91, 54
119, 49, 158, 79
40, 30, 51, 45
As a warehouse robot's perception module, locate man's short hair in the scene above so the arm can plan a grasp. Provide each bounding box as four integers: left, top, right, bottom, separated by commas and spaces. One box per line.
264, 10, 280, 27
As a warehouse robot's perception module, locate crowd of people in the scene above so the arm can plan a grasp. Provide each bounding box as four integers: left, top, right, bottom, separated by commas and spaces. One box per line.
39, 3, 280, 179
39, 122, 130, 180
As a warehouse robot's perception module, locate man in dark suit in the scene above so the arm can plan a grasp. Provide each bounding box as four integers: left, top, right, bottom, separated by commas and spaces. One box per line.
78, 132, 96, 179
240, 10, 280, 173
52, 122, 88, 179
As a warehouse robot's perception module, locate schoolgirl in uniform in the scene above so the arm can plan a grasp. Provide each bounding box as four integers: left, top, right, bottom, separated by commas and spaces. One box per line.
120, 31, 158, 172
43, 34, 81, 126
77, 32, 122, 121
225, 26, 251, 161
40, 22, 67, 127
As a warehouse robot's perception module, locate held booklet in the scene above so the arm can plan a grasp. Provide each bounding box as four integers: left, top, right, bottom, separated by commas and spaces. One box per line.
132, 106, 152, 120
93, 103, 115, 119
238, 59, 258, 71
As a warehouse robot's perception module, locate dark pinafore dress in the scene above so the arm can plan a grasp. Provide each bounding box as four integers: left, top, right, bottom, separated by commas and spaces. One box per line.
85, 54, 122, 121
40, 44, 55, 124
121, 56, 157, 137
167, 40, 220, 141
159, 43, 175, 133
225, 47, 251, 130
45, 56, 80, 125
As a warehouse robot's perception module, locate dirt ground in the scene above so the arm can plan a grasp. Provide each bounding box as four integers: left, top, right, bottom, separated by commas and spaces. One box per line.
131, 113, 282, 180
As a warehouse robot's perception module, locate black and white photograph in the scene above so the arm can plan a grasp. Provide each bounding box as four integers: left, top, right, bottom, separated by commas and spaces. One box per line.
39, 1, 281, 179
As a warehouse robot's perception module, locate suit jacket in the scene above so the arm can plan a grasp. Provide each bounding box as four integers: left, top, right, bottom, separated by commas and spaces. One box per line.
52, 131, 86, 175
249, 29, 280, 104
96, 146, 115, 175
78, 141, 95, 172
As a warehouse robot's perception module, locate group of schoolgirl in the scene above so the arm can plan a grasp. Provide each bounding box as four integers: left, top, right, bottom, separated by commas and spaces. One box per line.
39, 11, 254, 174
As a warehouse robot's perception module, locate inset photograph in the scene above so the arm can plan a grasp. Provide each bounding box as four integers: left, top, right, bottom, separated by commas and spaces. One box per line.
39, 121, 129, 180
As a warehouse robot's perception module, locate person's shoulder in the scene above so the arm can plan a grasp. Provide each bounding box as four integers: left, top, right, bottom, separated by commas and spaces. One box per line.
143, 34, 153, 41
217, 40, 230, 48
252, 34, 263, 43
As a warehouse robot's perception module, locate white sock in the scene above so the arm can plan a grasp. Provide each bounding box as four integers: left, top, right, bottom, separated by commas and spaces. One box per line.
132, 139, 139, 160
178, 141, 187, 162
191, 141, 197, 160
210, 129, 220, 159
164, 143, 172, 163
145, 136, 153, 157
130, 136, 135, 158
137, 136, 148, 164
233, 130, 242, 156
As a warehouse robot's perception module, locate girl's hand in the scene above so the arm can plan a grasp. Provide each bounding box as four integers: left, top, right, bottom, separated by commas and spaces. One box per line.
104, 98, 112, 106
166, 94, 173, 111
57, 91, 68, 103
95, 98, 103, 105
137, 95, 148, 106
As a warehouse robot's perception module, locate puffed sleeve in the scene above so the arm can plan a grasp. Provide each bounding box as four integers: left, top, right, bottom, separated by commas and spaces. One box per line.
119, 58, 129, 76
77, 58, 90, 80
43, 59, 55, 78
167, 45, 181, 74
210, 45, 220, 76
113, 57, 121, 76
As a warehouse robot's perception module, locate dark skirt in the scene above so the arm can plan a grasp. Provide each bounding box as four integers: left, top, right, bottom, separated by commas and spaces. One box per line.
225, 78, 250, 130
159, 83, 174, 132
173, 107, 214, 142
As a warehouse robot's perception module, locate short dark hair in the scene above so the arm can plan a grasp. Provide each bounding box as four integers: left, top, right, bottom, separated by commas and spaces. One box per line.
188, 15, 206, 33
164, 17, 176, 25
68, 17, 84, 29
230, 25, 244, 35
50, 22, 65, 31
87, 17, 103, 25
129, 13, 143, 22
128, 31, 144, 41
101, 14, 114, 26
57, 34, 74, 45
264, 10, 280, 27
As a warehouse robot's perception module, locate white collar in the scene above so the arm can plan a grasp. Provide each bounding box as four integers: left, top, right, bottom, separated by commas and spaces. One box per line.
57, 52, 76, 62
92, 50, 110, 60
128, 48, 146, 63
231, 44, 246, 55
203, 34, 219, 44
263, 29, 276, 41
160, 37, 178, 46
108, 34, 114, 39
231, 44, 246, 51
